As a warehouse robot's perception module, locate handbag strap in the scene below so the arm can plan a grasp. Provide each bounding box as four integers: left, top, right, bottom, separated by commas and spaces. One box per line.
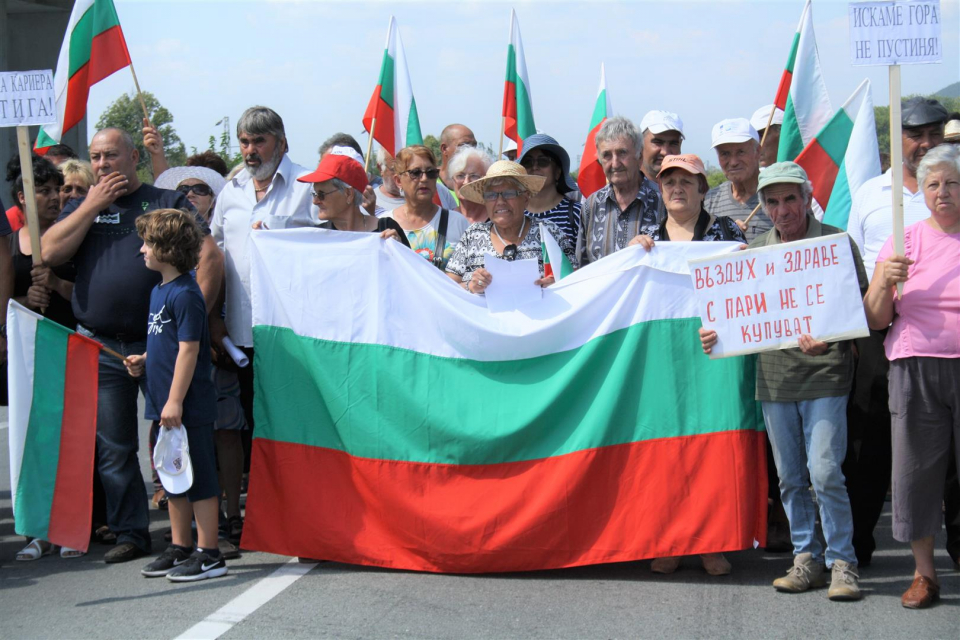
432, 208, 449, 270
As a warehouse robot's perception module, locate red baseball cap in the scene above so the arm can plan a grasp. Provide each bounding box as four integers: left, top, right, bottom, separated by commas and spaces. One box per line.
297, 154, 368, 193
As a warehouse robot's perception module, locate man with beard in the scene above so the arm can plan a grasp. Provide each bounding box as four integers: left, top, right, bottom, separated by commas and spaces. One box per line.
638, 110, 683, 187
209, 106, 316, 446
42, 127, 223, 563
844, 97, 957, 569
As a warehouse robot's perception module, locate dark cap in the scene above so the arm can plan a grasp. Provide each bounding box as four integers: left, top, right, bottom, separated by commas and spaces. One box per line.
902, 97, 948, 128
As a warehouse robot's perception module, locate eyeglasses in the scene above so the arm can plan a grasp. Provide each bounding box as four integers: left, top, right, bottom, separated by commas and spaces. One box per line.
454, 173, 482, 183
312, 188, 340, 201
502, 244, 518, 261
520, 156, 553, 170
481, 189, 524, 202
177, 183, 214, 197
402, 168, 440, 181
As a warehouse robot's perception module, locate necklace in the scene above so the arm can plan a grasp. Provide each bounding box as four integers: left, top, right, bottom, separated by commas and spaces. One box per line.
492, 217, 526, 247
253, 184, 269, 193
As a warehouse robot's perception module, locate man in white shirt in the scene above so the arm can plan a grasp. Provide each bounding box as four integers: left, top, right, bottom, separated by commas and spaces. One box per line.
843, 97, 951, 568
209, 106, 317, 440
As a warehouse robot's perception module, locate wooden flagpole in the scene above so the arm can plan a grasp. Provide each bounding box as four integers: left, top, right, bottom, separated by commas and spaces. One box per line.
15, 127, 43, 268
498, 116, 506, 158
888, 64, 905, 298
364, 118, 377, 174
128, 62, 150, 122
743, 107, 779, 227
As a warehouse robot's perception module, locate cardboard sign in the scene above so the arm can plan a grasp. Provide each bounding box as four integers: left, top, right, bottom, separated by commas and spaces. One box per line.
688, 234, 870, 358
0, 70, 56, 128
849, 1, 943, 65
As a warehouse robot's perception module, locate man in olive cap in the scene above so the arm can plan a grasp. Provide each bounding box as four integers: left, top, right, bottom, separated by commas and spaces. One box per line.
843, 96, 957, 570
701, 161, 867, 601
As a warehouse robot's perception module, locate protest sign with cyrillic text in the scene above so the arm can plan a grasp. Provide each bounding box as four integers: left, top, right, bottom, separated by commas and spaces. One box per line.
688, 233, 869, 358
849, 1, 942, 66
0, 70, 56, 128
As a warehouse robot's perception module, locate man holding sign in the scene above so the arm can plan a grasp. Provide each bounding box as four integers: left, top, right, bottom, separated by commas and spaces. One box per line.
700, 162, 868, 601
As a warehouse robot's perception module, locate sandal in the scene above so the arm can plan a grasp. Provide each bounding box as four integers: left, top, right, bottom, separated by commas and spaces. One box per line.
16, 539, 53, 561
60, 546, 86, 558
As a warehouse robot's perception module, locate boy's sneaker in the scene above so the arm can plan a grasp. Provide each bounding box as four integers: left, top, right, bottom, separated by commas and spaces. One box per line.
166, 549, 227, 582
828, 560, 862, 601
773, 553, 828, 592
141, 545, 192, 577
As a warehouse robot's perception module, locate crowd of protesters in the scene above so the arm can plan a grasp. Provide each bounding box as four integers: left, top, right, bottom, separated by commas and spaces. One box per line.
2, 99, 958, 607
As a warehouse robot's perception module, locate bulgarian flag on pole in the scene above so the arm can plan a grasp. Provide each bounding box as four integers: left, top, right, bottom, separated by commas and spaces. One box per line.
7, 302, 101, 552
362, 16, 423, 157
241, 232, 767, 573
35, 0, 132, 153
577, 63, 611, 198
540, 222, 574, 280
775, 0, 832, 163
794, 79, 880, 226
502, 9, 536, 156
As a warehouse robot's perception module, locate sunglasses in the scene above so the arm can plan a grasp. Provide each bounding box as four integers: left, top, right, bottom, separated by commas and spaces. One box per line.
177, 183, 214, 197
520, 156, 553, 170
312, 188, 340, 201
402, 168, 441, 181
502, 244, 518, 261
482, 189, 524, 202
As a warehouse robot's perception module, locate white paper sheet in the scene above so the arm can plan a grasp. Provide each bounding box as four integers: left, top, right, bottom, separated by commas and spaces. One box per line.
482, 253, 542, 313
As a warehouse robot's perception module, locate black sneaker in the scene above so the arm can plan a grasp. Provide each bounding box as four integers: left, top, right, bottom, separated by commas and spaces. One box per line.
166, 549, 227, 582
141, 545, 192, 577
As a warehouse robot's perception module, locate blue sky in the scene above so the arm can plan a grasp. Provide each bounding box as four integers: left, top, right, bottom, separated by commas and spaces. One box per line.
87, 0, 959, 170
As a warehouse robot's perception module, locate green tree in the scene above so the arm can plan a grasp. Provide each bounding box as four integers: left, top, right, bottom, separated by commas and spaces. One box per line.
706, 167, 726, 189
96, 91, 187, 183
422, 134, 442, 164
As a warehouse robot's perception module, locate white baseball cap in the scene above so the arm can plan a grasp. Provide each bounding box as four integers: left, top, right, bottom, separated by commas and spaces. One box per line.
153, 426, 193, 495
750, 105, 785, 133
640, 110, 685, 138
712, 118, 760, 147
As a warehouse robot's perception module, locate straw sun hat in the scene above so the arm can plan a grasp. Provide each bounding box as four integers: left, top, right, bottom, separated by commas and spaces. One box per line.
458, 160, 545, 204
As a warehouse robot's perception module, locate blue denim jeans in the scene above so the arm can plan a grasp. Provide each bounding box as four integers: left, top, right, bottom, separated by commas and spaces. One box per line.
762, 395, 856, 567
79, 328, 152, 552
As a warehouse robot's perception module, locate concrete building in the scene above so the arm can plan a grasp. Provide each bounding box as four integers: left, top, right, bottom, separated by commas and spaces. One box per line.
2, 0, 83, 208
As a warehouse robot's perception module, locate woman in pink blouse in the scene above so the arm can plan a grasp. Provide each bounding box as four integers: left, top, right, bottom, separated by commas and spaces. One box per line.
864, 144, 960, 609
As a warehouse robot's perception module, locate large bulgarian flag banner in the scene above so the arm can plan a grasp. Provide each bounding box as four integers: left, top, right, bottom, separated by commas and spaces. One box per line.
577, 63, 611, 198
775, 0, 832, 163
362, 16, 423, 157
36, 0, 132, 153
242, 232, 767, 573
502, 9, 536, 156
7, 302, 100, 552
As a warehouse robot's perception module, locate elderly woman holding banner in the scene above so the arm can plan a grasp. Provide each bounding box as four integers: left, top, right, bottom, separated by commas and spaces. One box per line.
632, 154, 743, 576
863, 145, 960, 609
445, 161, 576, 292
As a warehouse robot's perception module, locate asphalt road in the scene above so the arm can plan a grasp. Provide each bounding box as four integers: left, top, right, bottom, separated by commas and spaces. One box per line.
1, 406, 958, 639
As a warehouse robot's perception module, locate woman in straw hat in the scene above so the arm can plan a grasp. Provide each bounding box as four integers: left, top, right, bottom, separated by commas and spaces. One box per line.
446, 161, 576, 293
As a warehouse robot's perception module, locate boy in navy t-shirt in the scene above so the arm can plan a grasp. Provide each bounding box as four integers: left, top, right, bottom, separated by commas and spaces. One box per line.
124, 209, 225, 582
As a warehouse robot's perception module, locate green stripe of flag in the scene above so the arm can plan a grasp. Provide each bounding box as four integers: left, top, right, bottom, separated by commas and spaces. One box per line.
784, 32, 800, 74
778, 94, 803, 162
14, 320, 70, 536
377, 49, 395, 110
67, 0, 123, 78
816, 110, 855, 166
406, 96, 423, 146
589, 89, 607, 129
253, 320, 762, 466
823, 165, 853, 229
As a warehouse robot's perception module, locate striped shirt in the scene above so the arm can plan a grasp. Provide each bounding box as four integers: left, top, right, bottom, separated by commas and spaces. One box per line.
575, 177, 661, 267
704, 181, 773, 242
526, 198, 581, 245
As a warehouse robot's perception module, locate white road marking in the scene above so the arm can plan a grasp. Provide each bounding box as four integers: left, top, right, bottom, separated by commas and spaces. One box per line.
175, 558, 316, 640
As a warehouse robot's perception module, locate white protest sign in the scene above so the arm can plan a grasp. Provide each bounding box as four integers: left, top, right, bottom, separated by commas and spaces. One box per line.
688, 234, 869, 358
849, 1, 943, 65
0, 70, 57, 127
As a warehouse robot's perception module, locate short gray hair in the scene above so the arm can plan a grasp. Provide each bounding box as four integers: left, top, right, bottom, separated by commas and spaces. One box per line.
319, 133, 362, 158
331, 178, 363, 208
237, 106, 285, 141
759, 180, 814, 214
448, 146, 495, 178
917, 144, 960, 187
94, 127, 136, 152
375, 147, 390, 171
595, 116, 642, 158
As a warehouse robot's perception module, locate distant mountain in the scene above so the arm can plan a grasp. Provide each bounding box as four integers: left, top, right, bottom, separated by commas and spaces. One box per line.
934, 81, 960, 98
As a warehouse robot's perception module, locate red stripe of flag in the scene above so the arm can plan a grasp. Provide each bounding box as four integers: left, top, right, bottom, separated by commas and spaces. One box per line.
61, 26, 131, 136
577, 120, 607, 197
795, 141, 840, 210
46, 333, 100, 552
362, 85, 397, 157
773, 70, 793, 111
502, 80, 519, 149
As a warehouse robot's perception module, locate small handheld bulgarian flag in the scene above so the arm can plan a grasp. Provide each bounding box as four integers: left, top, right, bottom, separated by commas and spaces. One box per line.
36, 0, 133, 154
502, 9, 536, 156
577, 63, 611, 198
540, 223, 574, 280
7, 301, 101, 552
362, 16, 423, 157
